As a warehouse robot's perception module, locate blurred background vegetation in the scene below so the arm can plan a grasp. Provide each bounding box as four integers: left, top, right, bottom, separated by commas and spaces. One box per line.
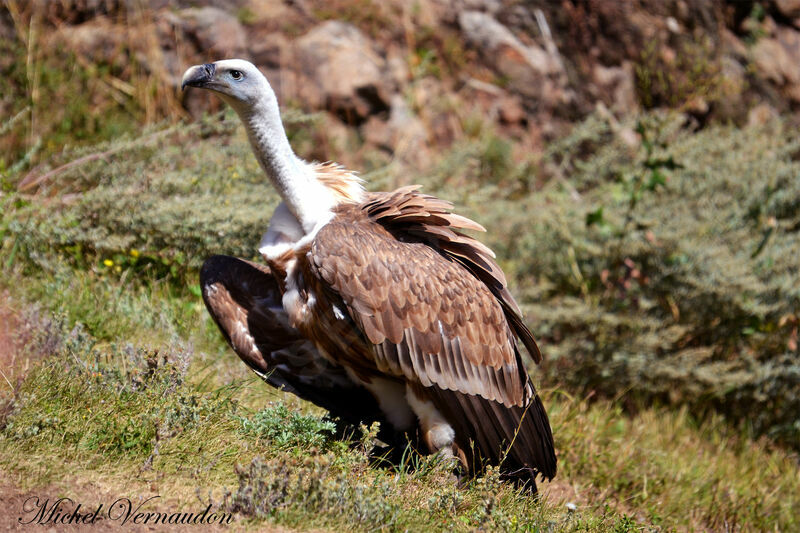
1, 1, 799, 531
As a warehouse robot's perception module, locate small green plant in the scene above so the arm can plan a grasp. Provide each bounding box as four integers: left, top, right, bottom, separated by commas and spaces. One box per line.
634, 36, 734, 112
236, 403, 337, 450
2, 318, 213, 458
623, 118, 682, 226
743, 3, 768, 44
410, 26, 470, 81
585, 116, 681, 233
236, 6, 257, 25
227, 454, 401, 526
312, 0, 398, 40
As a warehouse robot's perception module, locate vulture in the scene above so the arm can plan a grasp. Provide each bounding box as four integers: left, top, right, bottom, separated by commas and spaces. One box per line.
182, 59, 556, 487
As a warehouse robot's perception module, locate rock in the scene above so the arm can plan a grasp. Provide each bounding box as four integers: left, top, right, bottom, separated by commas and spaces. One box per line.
751, 27, 800, 102
433, 0, 502, 24
666, 16, 681, 33
363, 94, 430, 166
52, 16, 125, 66
721, 28, 748, 59
710, 54, 748, 122
459, 11, 559, 78
776, 0, 800, 18
175, 7, 247, 57
302, 112, 355, 164
684, 95, 709, 116
751, 39, 788, 84
362, 116, 393, 149
457, 11, 570, 109
593, 62, 638, 113
294, 21, 390, 124
720, 55, 746, 93
763, 15, 778, 37
452, 0, 502, 15
461, 78, 527, 126
497, 94, 526, 124
249, 32, 291, 70
747, 103, 779, 126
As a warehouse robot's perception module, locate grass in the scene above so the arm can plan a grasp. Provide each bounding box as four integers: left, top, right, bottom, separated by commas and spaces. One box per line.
1, 112, 799, 529
0, 2, 184, 169
1, 281, 796, 531
1, 13, 798, 527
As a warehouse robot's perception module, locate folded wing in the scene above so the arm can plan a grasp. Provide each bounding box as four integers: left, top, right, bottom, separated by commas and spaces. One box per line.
200, 255, 391, 431
309, 189, 557, 482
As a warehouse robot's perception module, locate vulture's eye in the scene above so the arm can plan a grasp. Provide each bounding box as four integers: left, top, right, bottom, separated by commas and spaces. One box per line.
230, 70, 243, 81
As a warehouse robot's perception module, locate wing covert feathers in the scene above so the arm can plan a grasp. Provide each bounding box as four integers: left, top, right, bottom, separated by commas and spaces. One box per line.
309, 188, 556, 481
364, 188, 539, 362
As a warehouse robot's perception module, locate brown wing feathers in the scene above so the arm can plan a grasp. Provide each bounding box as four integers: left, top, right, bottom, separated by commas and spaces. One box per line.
203, 187, 555, 482
310, 188, 556, 482
313, 221, 526, 405
199, 255, 391, 430
428, 384, 557, 481
364, 187, 540, 363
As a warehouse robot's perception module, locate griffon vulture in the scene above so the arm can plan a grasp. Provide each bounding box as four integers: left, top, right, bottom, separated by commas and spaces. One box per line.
182, 59, 556, 486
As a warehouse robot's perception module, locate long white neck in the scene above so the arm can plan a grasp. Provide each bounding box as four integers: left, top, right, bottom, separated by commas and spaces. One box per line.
228, 92, 336, 234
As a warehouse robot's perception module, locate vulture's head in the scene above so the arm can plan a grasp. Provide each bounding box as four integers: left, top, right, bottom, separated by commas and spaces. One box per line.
181, 59, 272, 111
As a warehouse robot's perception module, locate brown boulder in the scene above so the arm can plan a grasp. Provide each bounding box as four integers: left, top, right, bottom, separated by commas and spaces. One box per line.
776, 0, 800, 18
249, 32, 291, 70
457, 10, 571, 110
173, 7, 247, 58
751, 27, 800, 102
51, 16, 126, 66
748, 103, 779, 126
294, 21, 391, 124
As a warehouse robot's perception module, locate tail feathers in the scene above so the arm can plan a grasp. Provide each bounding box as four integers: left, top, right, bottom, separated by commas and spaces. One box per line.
425, 383, 557, 487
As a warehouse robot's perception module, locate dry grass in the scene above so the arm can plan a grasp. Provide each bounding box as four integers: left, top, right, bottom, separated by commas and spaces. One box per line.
1, 282, 796, 531
2, 113, 799, 528
1, 5, 798, 530
1, 1, 186, 170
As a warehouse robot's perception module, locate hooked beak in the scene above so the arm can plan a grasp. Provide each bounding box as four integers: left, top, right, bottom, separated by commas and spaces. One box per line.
181, 63, 216, 91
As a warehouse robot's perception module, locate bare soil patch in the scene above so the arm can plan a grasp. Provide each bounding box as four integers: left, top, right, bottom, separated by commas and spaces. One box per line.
0, 295, 22, 380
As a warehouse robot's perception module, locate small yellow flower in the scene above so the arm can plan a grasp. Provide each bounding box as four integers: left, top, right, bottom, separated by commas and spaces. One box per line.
130, 249, 140, 258
232, 171, 239, 179
103, 259, 113, 267
114, 265, 121, 273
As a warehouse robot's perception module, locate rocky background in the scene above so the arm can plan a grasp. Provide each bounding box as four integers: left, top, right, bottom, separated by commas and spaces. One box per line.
5, 0, 800, 168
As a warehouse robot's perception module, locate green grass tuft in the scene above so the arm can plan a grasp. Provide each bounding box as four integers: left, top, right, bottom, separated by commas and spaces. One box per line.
236, 403, 337, 451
